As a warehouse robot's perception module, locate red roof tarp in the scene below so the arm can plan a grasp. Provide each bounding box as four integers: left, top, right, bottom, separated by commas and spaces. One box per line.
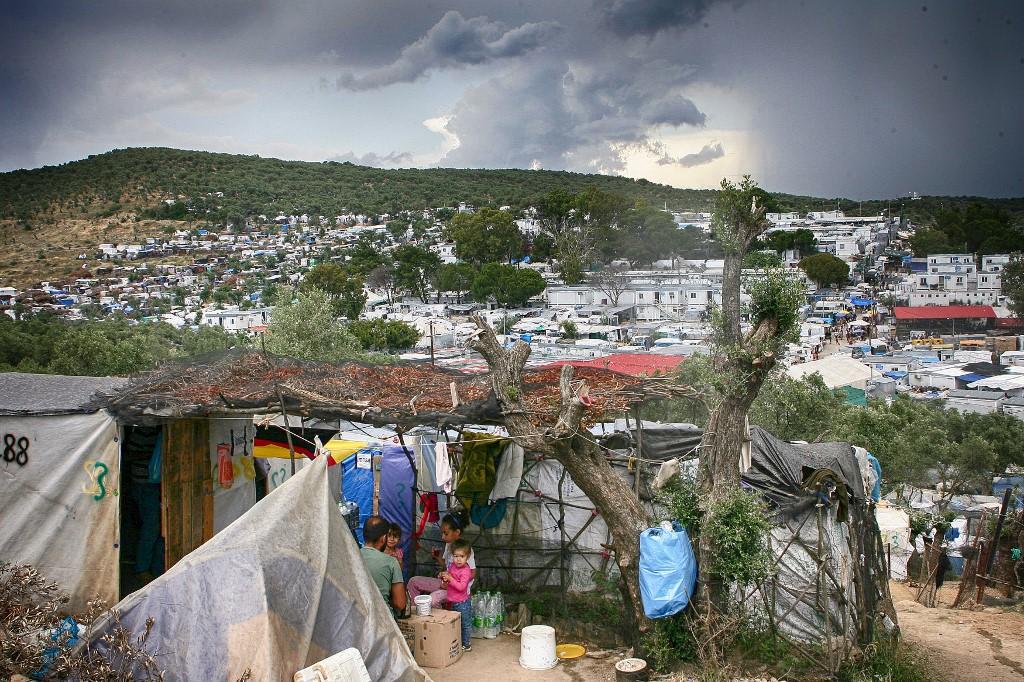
893, 305, 997, 320
544, 353, 684, 377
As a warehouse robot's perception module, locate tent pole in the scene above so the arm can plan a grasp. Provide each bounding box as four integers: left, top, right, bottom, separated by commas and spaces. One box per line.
276, 386, 297, 475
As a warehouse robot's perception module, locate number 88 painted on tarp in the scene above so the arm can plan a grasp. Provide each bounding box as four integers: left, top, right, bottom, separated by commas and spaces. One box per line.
3, 433, 29, 466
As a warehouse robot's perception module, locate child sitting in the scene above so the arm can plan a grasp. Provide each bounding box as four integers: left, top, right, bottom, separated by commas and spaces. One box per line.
440, 538, 474, 652
384, 522, 405, 564
408, 512, 476, 608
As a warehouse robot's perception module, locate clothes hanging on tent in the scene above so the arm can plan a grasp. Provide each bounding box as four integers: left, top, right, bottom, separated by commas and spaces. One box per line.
435, 441, 453, 493
489, 442, 524, 502
454, 432, 503, 509
470, 498, 508, 529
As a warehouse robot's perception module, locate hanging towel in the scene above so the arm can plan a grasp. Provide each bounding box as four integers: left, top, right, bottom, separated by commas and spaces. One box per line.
435, 441, 453, 493
489, 442, 524, 502
455, 432, 503, 510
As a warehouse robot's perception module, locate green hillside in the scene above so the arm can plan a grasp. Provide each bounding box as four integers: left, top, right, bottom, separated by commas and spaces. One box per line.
1, 147, 1022, 226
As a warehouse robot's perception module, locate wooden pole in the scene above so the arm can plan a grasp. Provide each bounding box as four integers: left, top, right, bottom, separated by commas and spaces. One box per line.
977, 487, 1013, 604
633, 406, 644, 495
275, 386, 297, 475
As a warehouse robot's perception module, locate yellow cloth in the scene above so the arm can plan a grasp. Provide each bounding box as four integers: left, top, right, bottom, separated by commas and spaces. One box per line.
253, 438, 367, 466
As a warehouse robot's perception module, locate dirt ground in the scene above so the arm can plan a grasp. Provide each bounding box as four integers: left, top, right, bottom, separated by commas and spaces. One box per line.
424, 632, 619, 682
891, 581, 1024, 682
423, 583, 1024, 682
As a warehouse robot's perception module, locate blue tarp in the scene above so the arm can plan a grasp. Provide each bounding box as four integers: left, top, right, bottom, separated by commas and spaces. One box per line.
883, 370, 908, 379
340, 446, 380, 545
850, 297, 875, 307
380, 444, 417, 577
959, 373, 986, 383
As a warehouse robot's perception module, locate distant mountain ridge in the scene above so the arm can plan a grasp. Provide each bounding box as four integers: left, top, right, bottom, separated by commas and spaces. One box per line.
1, 146, 1021, 225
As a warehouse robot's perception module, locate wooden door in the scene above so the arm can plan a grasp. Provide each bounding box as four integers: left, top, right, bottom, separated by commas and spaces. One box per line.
162, 419, 213, 570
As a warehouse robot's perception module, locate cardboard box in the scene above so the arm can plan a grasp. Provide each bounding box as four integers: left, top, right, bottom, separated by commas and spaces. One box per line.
397, 609, 463, 668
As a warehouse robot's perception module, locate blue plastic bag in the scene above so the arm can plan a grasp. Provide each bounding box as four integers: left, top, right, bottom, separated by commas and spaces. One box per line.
639, 521, 697, 619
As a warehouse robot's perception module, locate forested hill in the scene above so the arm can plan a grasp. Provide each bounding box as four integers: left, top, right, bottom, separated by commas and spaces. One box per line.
0, 148, 721, 222
2, 147, 1022, 224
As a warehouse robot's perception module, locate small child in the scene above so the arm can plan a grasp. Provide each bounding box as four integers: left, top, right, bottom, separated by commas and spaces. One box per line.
440, 538, 473, 652
384, 522, 404, 564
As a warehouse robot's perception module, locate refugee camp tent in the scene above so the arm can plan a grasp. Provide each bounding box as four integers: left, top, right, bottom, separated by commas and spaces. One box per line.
0, 371, 265, 608
875, 504, 912, 580
84, 455, 427, 682
0, 373, 127, 611
738, 427, 894, 660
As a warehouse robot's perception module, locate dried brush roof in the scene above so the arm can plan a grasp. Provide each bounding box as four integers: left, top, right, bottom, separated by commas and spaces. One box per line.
96, 350, 670, 428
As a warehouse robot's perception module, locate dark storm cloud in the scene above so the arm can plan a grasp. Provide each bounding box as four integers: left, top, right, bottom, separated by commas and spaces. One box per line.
596, 0, 738, 37
326, 151, 415, 167
337, 11, 562, 91
657, 143, 725, 168
1, 0, 1021, 198
640, 97, 706, 127
439, 56, 708, 172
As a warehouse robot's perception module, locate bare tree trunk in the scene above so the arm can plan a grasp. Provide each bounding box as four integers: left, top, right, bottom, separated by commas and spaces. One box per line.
468, 317, 654, 647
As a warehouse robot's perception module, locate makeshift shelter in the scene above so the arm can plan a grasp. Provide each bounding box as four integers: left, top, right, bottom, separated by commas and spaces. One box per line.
0, 373, 127, 610
738, 427, 896, 669
95, 350, 894, 674
84, 455, 427, 682
0, 371, 264, 608
876, 504, 912, 580
786, 354, 874, 389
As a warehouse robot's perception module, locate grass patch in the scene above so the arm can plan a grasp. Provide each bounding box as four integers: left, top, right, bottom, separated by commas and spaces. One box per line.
838, 639, 940, 682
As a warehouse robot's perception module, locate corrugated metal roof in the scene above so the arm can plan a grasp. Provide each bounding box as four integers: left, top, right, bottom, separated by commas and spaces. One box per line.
893, 305, 997, 320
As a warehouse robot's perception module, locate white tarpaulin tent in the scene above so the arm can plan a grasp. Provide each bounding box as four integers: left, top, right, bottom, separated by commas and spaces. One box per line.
876, 504, 912, 580
787, 354, 874, 388
86, 454, 428, 681
0, 373, 127, 611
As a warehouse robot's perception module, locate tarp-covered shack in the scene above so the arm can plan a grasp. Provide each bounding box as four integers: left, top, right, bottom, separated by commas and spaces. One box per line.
0, 373, 127, 610
0, 372, 261, 608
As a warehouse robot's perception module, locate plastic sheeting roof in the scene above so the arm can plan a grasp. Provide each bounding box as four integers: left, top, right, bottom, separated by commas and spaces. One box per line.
786, 355, 874, 388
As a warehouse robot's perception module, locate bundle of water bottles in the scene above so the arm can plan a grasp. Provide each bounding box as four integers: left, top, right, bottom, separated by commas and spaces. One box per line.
470, 590, 505, 639
338, 499, 361, 542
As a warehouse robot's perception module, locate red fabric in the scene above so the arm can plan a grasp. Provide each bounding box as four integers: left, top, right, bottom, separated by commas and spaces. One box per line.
893, 305, 996, 320
414, 492, 439, 538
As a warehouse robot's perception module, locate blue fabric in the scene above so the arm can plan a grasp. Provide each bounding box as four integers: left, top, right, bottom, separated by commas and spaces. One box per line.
147, 432, 163, 484
470, 498, 507, 529
959, 372, 986, 383
450, 598, 473, 647
867, 453, 882, 502
132, 482, 164, 575
341, 447, 379, 545
639, 522, 697, 619
380, 444, 417, 578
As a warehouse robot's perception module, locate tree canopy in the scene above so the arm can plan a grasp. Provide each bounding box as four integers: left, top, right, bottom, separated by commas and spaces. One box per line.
299, 263, 367, 319
799, 252, 850, 288
447, 207, 525, 264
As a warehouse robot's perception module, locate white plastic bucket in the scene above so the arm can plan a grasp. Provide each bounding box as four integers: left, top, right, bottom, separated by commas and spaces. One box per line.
414, 594, 432, 616
519, 624, 557, 670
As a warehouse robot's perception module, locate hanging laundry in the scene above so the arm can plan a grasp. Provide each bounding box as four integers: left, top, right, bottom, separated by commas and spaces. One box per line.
489, 442, 524, 502
454, 432, 503, 510
470, 498, 507, 529
435, 441, 453, 493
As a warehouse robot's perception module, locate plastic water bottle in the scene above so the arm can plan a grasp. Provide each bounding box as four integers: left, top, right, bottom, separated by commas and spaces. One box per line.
485, 593, 498, 639
471, 594, 483, 639
494, 591, 504, 634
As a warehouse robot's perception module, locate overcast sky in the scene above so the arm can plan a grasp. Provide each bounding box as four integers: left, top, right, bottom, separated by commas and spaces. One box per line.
1, 0, 1021, 199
